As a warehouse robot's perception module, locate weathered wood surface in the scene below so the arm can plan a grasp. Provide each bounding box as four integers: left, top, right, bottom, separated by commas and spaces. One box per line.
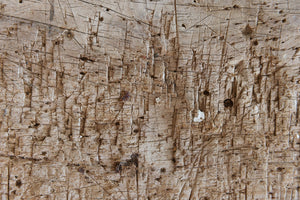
0, 0, 299, 199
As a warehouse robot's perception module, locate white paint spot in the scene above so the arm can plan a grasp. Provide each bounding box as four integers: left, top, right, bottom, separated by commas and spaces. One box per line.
193, 110, 205, 122
155, 97, 160, 103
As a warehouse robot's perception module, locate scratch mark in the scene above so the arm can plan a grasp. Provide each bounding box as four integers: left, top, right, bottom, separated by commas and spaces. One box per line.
49, 0, 54, 21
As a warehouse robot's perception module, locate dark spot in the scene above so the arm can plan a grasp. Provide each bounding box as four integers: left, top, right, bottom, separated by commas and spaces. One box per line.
115, 121, 120, 126
219, 36, 224, 40
115, 162, 122, 173
133, 129, 139, 133
224, 99, 233, 108
16, 180, 22, 187
80, 71, 86, 75
66, 30, 74, 39
54, 40, 60, 45
252, 40, 258, 46
233, 4, 239, 8
282, 18, 286, 23
279, 10, 283, 14
106, 8, 110, 11
85, 170, 89, 173
203, 90, 210, 96
130, 153, 139, 167
272, 37, 278, 41
79, 55, 95, 62
34, 122, 40, 127
172, 157, 176, 163
276, 167, 284, 172
182, 24, 186, 28
41, 151, 47, 155
160, 168, 166, 173
242, 24, 253, 36
78, 167, 85, 173
155, 177, 161, 181
99, 17, 104, 21
119, 91, 130, 101
19, 0, 23, 3
139, 116, 144, 119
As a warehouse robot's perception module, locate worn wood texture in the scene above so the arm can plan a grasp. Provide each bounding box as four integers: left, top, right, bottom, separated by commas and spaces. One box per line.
0, 0, 299, 199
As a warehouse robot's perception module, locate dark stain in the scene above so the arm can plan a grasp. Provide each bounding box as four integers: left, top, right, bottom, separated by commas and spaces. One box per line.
78, 167, 85, 174
19, 0, 23, 3
79, 55, 95, 62
242, 24, 253, 36
114, 161, 122, 173
224, 99, 233, 108
16, 179, 22, 188
114, 153, 139, 173
276, 167, 285, 172
133, 129, 139, 133
130, 153, 139, 167
160, 168, 166, 173
203, 90, 210, 96
252, 40, 258, 46
54, 40, 60, 45
119, 91, 130, 101
155, 177, 161, 181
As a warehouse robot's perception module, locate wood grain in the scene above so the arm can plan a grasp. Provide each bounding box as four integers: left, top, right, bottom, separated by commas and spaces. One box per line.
0, 0, 299, 199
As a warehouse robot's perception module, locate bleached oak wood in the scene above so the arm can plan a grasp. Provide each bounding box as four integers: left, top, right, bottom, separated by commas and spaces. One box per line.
0, 0, 299, 199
